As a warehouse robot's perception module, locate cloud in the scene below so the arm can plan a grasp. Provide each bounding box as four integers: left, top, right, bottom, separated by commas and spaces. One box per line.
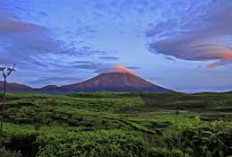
74, 46, 107, 56
0, 4, 115, 88
40, 57, 106, 72
165, 56, 176, 61
0, 8, 111, 71
95, 64, 134, 74
206, 62, 220, 69
206, 59, 232, 70
29, 76, 82, 85
0, 10, 59, 66
72, 61, 104, 70
147, 0, 232, 68
99, 56, 119, 61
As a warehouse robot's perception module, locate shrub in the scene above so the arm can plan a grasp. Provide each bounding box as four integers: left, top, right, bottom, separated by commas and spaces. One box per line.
148, 148, 185, 157
164, 121, 232, 157
0, 148, 21, 157
37, 130, 149, 157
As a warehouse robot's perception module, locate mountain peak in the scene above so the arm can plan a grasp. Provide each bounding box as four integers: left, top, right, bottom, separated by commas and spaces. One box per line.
60, 70, 171, 93
103, 65, 134, 74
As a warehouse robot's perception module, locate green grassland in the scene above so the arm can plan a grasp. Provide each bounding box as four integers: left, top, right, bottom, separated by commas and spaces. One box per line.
1, 92, 232, 157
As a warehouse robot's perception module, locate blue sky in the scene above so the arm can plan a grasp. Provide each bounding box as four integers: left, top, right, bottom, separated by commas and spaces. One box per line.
0, 0, 232, 92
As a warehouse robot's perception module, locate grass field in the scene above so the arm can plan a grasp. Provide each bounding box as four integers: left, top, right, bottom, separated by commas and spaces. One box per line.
0, 92, 232, 157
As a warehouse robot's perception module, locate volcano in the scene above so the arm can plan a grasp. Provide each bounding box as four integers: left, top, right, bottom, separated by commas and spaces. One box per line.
0, 66, 171, 93
58, 65, 171, 93
59, 72, 170, 93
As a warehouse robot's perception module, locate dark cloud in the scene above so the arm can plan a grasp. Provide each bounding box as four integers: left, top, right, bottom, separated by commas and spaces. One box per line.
165, 56, 176, 61
38, 11, 47, 17
58, 46, 110, 57
99, 56, 119, 61
0, 10, 59, 66
75, 46, 107, 56
30, 76, 82, 85
147, 0, 232, 68
75, 26, 96, 38
46, 59, 105, 71
72, 62, 104, 70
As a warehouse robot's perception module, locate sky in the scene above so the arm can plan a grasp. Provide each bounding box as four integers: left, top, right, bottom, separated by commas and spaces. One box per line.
0, 0, 232, 93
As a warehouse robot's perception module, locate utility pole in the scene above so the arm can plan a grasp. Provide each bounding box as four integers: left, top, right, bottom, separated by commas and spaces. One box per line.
0, 64, 16, 135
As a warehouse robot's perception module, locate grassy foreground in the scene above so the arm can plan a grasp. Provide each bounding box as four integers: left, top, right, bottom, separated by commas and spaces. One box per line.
0, 92, 232, 157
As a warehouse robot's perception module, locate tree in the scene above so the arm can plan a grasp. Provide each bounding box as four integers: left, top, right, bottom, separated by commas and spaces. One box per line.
0, 64, 16, 135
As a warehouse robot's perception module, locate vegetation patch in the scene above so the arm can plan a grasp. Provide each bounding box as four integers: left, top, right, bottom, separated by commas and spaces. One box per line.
1, 92, 232, 156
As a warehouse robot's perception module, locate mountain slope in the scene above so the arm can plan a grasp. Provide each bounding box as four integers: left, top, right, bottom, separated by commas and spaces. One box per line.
38, 85, 60, 93
60, 72, 170, 92
0, 81, 33, 92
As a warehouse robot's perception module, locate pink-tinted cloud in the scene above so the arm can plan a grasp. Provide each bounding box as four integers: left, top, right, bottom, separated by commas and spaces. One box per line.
112, 65, 134, 74
0, 10, 58, 66
95, 64, 135, 74
147, 0, 232, 68
218, 50, 232, 60
206, 62, 219, 69
206, 50, 232, 69
0, 15, 38, 33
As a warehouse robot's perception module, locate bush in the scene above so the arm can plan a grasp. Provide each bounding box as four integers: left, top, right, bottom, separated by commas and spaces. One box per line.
164, 121, 232, 157
37, 130, 149, 157
148, 148, 185, 157
0, 147, 21, 157
3, 133, 38, 157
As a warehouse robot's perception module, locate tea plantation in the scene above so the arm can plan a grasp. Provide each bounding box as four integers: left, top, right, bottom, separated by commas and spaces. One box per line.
1, 92, 232, 157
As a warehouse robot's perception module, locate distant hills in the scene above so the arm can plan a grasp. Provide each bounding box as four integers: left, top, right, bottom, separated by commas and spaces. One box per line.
0, 81, 33, 92
0, 67, 171, 93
